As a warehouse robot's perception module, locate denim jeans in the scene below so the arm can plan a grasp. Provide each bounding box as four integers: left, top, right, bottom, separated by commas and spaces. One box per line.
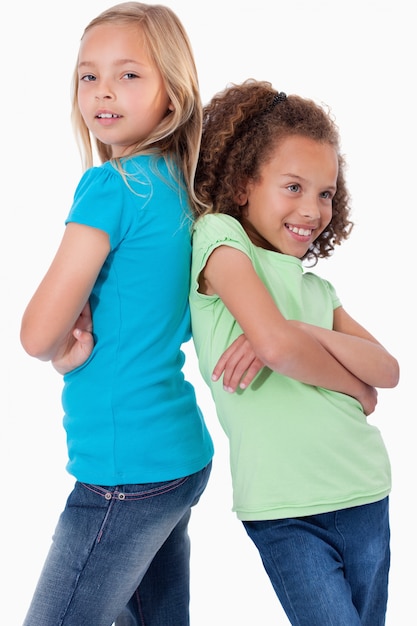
23, 463, 211, 626
243, 497, 390, 626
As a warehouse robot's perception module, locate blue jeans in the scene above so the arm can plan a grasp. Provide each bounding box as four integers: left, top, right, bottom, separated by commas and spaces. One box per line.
23, 463, 211, 626
243, 497, 390, 626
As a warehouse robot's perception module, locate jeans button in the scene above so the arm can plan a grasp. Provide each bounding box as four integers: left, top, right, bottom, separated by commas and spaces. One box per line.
118, 493, 126, 500
104, 492, 112, 500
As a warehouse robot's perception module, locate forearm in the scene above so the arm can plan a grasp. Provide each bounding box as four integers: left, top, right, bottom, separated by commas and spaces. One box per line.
259, 325, 370, 401
21, 293, 88, 362
291, 320, 399, 388
21, 223, 109, 362
214, 331, 376, 415
203, 247, 397, 403
52, 303, 95, 374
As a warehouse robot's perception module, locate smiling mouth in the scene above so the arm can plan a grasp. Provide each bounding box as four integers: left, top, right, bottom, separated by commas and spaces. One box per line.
287, 224, 313, 237
96, 113, 121, 119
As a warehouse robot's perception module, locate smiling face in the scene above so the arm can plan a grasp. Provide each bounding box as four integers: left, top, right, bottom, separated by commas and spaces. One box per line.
239, 135, 338, 258
76, 23, 172, 158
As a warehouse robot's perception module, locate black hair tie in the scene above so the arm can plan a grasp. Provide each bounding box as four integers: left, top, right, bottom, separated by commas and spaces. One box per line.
271, 92, 287, 107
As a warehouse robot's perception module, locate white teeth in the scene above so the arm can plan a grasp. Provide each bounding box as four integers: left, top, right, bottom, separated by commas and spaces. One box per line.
98, 113, 118, 118
288, 225, 312, 236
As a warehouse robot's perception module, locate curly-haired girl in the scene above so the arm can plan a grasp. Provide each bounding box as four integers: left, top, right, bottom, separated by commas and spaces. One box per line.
190, 79, 399, 625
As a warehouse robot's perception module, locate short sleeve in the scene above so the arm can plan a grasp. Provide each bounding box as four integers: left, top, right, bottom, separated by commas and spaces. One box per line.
305, 271, 342, 311
323, 279, 342, 310
66, 165, 133, 250
192, 214, 253, 279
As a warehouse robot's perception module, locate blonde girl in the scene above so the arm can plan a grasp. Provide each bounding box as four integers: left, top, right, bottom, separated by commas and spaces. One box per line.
21, 4, 213, 624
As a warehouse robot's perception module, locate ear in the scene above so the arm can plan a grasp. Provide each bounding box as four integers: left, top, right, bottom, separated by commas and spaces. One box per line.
168, 102, 175, 112
234, 185, 248, 207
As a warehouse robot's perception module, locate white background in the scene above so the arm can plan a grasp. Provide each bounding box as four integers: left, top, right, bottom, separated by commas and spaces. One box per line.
2, 0, 414, 623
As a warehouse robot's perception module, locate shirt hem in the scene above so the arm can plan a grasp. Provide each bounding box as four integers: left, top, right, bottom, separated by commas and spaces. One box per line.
234, 489, 391, 521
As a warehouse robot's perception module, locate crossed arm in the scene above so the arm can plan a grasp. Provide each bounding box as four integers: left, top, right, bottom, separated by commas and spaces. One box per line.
204, 246, 399, 415
26, 236, 398, 418
20, 222, 110, 368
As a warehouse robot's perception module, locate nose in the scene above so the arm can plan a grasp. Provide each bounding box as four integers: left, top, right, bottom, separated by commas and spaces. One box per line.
95, 90, 114, 101
300, 199, 321, 221
94, 80, 115, 101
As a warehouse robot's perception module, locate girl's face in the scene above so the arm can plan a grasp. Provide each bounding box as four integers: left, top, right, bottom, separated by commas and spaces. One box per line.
240, 135, 338, 258
77, 23, 173, 158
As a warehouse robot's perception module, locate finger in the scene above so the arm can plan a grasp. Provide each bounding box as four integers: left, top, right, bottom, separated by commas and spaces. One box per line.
215, 338, 256, 389
220, 349, 253, 390
239, 358, 264, 389
212, 342, 243, 381
73, 328, 94, 349
222, 353, 258, 392
78, 308, 93, 333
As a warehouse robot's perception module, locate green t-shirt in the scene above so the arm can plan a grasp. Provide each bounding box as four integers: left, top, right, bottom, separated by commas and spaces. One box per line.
190, 214, 391, 521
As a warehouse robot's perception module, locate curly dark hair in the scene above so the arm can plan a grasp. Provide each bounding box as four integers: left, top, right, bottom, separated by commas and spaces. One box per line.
195, 79, 353, 263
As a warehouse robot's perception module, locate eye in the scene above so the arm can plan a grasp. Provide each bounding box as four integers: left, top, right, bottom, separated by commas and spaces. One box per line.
320, 190, 333, 200
287, 183, 300, 193
80, 74, 96, 82
122, 72, 139, 80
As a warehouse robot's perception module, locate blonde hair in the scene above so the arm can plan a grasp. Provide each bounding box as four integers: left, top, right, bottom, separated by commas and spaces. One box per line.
71, 2, 203, 214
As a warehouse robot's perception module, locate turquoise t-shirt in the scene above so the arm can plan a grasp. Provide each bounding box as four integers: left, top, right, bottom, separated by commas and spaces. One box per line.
190, 214, 390, 521
62, 155, 213, 485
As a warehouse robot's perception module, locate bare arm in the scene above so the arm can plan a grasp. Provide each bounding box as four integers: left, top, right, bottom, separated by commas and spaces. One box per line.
20, 222, 110, 363
292, 308, 399, 389
51, 301, 95, 375
213, 305, 399, 397
203, 245, 376, 406
212, 333, 264, 392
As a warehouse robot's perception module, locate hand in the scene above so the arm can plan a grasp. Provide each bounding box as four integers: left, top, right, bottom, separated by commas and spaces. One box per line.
356, 383, 378, 416
52, 302, 94, 375
212, 334, 264, 392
